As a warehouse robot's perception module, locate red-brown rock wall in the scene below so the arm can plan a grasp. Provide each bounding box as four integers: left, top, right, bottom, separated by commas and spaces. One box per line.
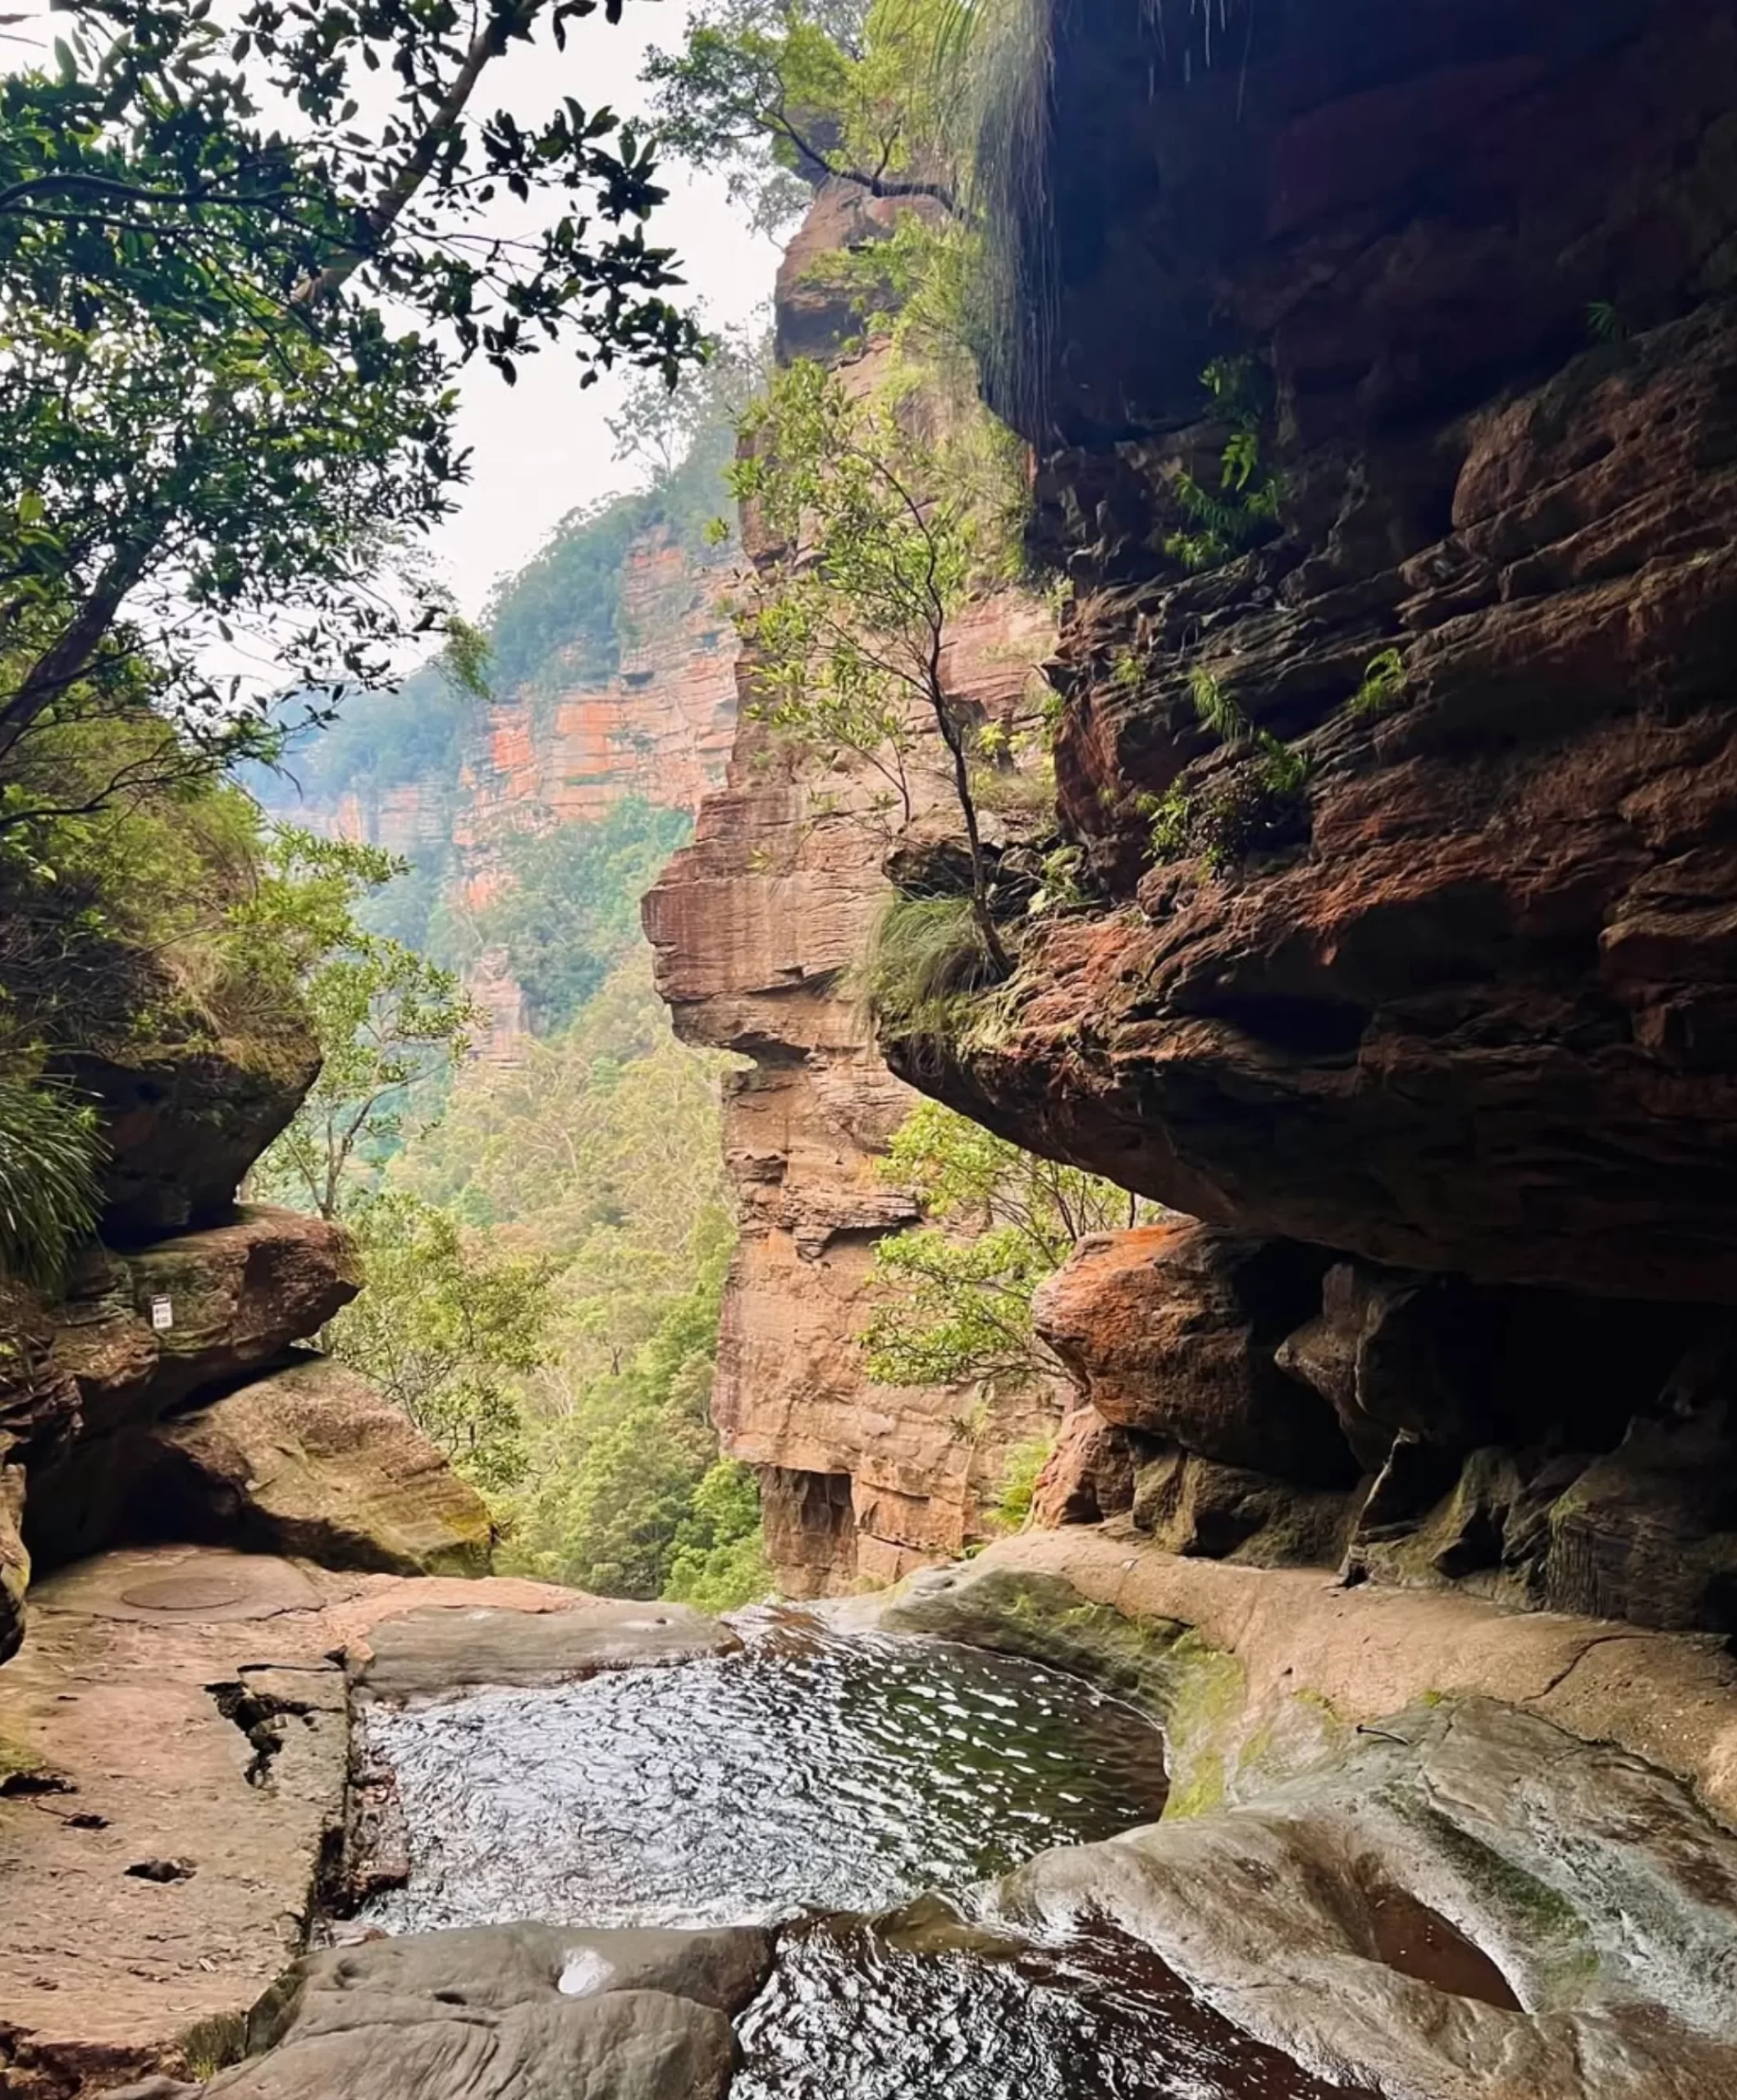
645, 181, 1061, 1596
890, 0, 1737, 1306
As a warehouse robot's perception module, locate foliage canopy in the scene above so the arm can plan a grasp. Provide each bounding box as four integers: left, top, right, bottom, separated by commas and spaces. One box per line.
861, 1098, 1150, 1391
0, 0, 700, 781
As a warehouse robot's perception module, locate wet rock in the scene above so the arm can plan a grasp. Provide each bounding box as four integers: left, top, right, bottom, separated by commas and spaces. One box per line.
146, 1355, 493, 1579
0, 1545, 634, 2089
983, 1695, 1737, 2100
871, 1564, 1188, 1722
94, 1924, 772, 2100
1033, 1225, 1353, 1486
352, 1597, 741, 1705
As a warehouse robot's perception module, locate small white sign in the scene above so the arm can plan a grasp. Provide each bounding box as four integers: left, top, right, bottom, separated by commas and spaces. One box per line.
150, 1297, 175, 1334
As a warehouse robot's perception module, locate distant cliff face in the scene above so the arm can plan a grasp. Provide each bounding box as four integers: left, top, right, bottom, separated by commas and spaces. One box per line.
646, 181, 1062, 1598
272, 505, 738, 1057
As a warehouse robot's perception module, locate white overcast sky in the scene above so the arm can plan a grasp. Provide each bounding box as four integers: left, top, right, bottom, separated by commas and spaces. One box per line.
5, 2, 781, 614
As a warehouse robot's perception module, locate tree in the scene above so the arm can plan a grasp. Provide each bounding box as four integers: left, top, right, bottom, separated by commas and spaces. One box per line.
608, 324, 772, 488
322, 1190, 558, 1494
0, 0, 702, 784
860, 1098, 1150, 1391
247, 829, 478, 1219
663, 1459, 770, 1609
505, 1228, 741, 1598
727, 355, 1025, 970
643, 0, 963, 235
472, 799, 693, 1031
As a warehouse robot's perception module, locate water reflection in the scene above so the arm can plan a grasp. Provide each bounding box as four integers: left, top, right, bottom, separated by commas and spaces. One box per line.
362, 1613, 1172, 1933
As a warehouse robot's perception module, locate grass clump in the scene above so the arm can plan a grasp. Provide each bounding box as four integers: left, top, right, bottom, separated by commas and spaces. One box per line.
178, 2011, 249, 2081
1349, 646, 1408, 718
864, 892, 1003, 1067
0, 1080, 103, 1290
993, 1436, 1054, 1530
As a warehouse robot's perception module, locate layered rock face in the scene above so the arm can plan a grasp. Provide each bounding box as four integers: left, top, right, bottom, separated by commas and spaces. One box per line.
647, 183, 1060, 1596
884, 0, 1737, 1630
449, 528, 737, 897
3, 1155, 492, 1661
301, 519, 737, 1060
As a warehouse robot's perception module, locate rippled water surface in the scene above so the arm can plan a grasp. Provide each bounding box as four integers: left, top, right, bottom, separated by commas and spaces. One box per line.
738, 1916, 1366, 2100
363, 1613, 1172, 1931
363, 1614, 1365, 2098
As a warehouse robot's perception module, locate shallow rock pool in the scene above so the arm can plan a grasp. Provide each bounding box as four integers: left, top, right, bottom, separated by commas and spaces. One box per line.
360, 1613, 1364, 2098
363, 1612, 1172, 1933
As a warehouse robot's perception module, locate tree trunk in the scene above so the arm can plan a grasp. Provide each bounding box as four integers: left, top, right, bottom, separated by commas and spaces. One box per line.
930, 678, 1010, 978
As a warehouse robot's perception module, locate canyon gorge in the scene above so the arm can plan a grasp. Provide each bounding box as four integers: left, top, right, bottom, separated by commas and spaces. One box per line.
5, 2, 1737, 2098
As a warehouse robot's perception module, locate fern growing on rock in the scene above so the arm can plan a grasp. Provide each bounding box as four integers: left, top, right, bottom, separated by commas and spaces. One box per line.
0, 1080, 103, 1290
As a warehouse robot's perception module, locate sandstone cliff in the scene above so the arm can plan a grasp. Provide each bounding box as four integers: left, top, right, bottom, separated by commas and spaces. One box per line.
272, 510, 738, 1058
2, 1074, 493, 1664
646, 182, 1062, 1596
875, 0, 1737, 1634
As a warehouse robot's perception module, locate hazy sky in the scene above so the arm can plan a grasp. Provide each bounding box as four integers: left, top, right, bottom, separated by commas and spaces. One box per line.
424, 7, 784, 611
4, 2, 783, 615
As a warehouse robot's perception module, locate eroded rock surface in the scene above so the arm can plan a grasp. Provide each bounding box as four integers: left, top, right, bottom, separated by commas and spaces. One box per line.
352, 1596, 740, 1704
894, 1, 1737, 1308
106, 1924, 774, 2100
1024, 1220, 1737, 1632
43, 1210, 361, 1442
75, 1052, 318, 1244
4, 1205, 496, 1650
1033, 1225, 1349, 1485
0, 1547, 726, 2098
989, 1697, 1737, 2100
862, 1539, 1737, 2098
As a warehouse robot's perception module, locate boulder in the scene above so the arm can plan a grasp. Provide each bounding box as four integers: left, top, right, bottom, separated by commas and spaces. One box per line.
73, 1046, 318, 1242
19, 1214, 363, 1571
56, 1208, 362, 1436
1033, 1225, 1354, 1486
146, 1356, 494, 1579
1031, 1405, 1137, 1528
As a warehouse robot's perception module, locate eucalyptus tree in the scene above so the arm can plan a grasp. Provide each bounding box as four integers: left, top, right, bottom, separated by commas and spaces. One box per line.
727, 355, 1025, 968
642, 0, 961, 231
